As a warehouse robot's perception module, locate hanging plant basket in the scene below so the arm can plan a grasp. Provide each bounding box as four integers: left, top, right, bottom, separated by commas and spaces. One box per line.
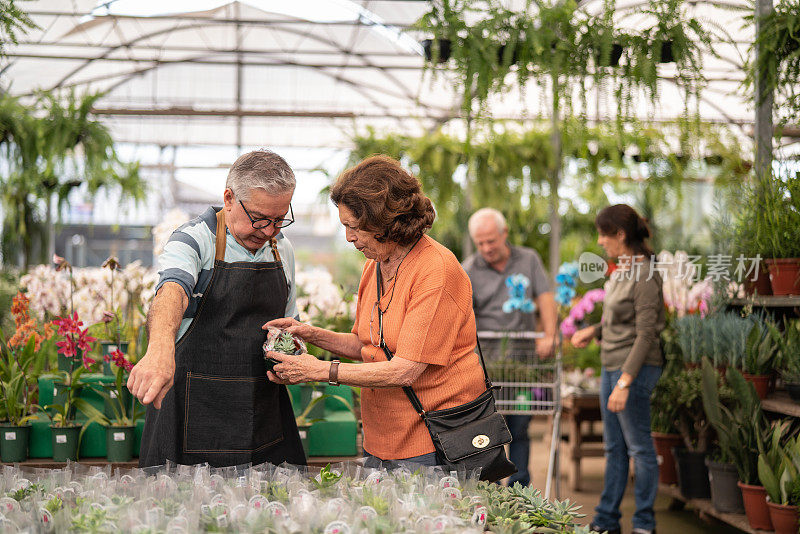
420, 38, 452, 63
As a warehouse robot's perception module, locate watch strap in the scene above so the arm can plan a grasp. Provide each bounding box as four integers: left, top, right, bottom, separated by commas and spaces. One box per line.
328, 359, 341, 386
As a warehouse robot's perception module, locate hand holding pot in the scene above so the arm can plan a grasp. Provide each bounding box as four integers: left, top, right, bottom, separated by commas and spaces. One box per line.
266, 350, 326, 385
264, 317, 315, 342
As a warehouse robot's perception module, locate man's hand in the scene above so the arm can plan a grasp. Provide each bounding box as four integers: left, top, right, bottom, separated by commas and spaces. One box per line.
535, 335, 556, 358
127, 346, 176, 409
264, 317, 315, 341
570, 326, 597, 349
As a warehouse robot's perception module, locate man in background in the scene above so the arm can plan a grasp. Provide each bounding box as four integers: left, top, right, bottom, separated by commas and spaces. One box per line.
463, 207, 557, 486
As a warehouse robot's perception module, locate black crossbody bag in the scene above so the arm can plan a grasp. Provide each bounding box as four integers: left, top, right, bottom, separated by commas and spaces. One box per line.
375, 265, 516, 482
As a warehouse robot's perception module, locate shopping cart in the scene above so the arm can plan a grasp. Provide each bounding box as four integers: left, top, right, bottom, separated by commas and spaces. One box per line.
477, 330, 563, 499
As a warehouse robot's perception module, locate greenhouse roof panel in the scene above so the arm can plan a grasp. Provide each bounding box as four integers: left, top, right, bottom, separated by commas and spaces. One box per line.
0, 0, 774, 148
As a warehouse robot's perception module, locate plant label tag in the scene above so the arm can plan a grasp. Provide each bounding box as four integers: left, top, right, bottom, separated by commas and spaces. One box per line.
109, 345, 118, 352
471, 506, 488, 526
56, 434, 67, 444
110, 391, 118, 399
266, 502, 287, 518
4, 432, 16, 441
53, 387, 58, 397
311, 390, 323, 399
324, 521, 351, 534
113, 432, 126, 441
248, 495, 268, 510
298, 430, 306, 439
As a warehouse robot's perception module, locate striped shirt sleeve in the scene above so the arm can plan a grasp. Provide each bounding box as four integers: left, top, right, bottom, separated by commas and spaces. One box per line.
155, 227, 204, 300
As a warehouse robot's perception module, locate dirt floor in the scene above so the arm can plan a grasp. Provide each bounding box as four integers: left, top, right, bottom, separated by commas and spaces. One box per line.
524, 418, 743, 534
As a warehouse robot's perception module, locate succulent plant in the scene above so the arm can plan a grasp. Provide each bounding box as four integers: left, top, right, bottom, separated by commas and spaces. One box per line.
273, 332, 299, 355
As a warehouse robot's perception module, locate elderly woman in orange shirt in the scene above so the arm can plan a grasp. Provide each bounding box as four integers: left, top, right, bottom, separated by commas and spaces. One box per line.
265, 155, 486, 466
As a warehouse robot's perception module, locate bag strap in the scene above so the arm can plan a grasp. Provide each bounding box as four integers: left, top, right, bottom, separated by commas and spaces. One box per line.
375, 263, 494, 418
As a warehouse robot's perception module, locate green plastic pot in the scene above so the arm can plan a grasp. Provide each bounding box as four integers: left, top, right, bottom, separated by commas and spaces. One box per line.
0, 424, 31, 463
105, 425, 135, 462
51, 425, 81, 462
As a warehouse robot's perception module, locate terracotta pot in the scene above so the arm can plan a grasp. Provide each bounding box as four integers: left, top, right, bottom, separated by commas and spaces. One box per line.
652, 432, 683, 485
765, 258, 800, 296
742, 373, 770, 399
767, 501, 798, 534
738, 481, 774, 531
745, 266, 774, 296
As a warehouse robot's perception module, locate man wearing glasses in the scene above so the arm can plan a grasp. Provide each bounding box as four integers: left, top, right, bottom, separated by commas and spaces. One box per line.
131, 149, 307, 468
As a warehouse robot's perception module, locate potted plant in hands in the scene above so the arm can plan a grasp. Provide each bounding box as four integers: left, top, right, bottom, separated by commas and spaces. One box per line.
741, 319, 782, 399
701, 359, 768, 514
83, 350, 142, 462
99, 257, 128, 376
46, 312, 97, 462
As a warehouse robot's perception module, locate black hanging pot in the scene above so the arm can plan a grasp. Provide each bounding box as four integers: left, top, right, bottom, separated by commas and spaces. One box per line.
673, 447, 710, 499
659, 40, 675, 63
421, 39, 452, 63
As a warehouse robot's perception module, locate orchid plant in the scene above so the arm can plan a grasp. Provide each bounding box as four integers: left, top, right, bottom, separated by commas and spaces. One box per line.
560, 289, 605, 337
46, 312, 98, 428
0, 292, 52, 426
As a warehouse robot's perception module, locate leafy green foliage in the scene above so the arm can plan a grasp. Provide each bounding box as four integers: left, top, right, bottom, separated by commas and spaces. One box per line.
7, 482, 42, 502
780, 320, 800, 382
701, 358, 768, 483
475, 481, 588, 533
0, 91, 146, 267
743, 319, 781, 375
748, 0, 800, 125
0, 0, 38, 56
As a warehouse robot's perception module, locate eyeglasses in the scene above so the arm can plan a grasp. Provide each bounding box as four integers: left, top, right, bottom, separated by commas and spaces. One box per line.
239, 200, 294, 229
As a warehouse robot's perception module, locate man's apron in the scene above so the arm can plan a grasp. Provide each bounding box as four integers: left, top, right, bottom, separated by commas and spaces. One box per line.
139, 209, 306, 467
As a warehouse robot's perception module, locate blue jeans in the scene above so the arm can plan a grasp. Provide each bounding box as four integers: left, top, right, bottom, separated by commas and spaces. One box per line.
593, 365, 662, 532
506, 415, 531, 486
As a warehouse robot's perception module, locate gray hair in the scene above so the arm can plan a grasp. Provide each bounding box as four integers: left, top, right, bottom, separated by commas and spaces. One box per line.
225, 150, 296, 200
468, 207, 507, 237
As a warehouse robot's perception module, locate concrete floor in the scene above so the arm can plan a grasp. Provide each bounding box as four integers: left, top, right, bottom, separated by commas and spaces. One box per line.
523, 418, 743, 534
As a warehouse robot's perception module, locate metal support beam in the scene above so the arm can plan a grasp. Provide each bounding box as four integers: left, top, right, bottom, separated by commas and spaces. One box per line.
755, 0, 774, 183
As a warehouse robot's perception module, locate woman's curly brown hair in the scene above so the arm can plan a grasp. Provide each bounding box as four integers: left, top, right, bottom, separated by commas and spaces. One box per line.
330, 155, 436, 246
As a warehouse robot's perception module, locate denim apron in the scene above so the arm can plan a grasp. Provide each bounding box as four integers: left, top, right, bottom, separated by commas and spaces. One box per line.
139, 209, 306, 468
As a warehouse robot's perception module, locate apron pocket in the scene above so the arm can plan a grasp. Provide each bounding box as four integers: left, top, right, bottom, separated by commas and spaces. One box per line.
183, 372, 284, 453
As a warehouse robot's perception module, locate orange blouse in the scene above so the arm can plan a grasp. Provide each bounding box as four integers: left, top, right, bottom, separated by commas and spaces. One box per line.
351, 235, 486, 459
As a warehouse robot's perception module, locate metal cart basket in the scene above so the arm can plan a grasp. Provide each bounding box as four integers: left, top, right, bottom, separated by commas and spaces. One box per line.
478, 330, 563, 499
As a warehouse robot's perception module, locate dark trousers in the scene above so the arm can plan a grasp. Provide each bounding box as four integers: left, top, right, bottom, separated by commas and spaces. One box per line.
506, 414, 531, 486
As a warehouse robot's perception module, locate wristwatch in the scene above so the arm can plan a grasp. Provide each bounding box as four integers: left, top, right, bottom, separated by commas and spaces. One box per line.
328, 359, 341, 386
616, 377, 630, 390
